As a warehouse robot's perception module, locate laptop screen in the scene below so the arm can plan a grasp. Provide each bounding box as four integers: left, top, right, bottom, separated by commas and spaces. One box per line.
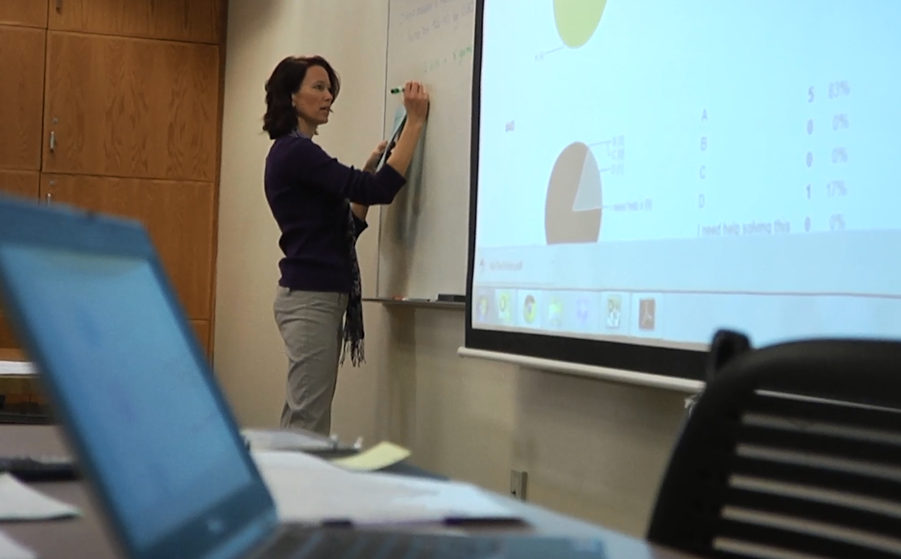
0, 244, 255, 548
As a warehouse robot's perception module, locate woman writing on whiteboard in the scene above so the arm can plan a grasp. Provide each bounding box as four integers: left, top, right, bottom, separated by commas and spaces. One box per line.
262, 55, 429, 435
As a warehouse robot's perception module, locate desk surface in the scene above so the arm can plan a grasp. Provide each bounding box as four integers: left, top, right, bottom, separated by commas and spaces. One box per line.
0, 425, 693, 559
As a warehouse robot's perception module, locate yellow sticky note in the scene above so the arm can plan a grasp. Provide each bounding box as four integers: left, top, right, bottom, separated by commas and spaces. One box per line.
330, 441, 411, 472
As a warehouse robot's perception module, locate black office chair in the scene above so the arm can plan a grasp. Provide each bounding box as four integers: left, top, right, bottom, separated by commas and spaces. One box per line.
647, 330, 901, 559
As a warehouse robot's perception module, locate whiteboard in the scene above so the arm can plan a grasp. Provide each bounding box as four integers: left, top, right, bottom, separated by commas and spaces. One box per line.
376, 0, 476, 300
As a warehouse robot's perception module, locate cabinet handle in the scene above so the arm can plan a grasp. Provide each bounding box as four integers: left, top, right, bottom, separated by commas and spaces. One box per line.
49, 131, 56, 153
56, 0, 62, 13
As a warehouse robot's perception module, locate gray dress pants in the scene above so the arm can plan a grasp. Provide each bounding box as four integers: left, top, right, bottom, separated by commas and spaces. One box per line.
273, 286, 348, 435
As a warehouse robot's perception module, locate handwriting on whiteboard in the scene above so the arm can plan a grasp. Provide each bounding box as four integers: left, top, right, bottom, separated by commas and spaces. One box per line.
394, 0, 475, 43
423, 44, 473, 74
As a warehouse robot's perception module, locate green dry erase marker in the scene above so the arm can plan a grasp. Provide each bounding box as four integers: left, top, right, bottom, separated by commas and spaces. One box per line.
390, 86, 403, 94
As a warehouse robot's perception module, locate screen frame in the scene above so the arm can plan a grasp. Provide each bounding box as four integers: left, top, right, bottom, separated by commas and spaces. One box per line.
464, 0, 707, 382
0, 196, 277, 559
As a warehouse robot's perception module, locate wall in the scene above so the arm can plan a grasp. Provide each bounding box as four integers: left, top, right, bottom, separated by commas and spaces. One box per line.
216, 0, 687, 538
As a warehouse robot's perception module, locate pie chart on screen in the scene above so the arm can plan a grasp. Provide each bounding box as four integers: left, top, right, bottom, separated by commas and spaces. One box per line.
554, 0, 607, 48
545, 141, 602, 244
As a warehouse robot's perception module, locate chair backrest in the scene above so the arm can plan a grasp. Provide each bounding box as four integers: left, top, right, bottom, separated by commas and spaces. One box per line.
647, 330, 901, 559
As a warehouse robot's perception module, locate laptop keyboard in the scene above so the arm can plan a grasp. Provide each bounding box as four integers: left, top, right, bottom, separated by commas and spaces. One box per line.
260, 526, 503, 559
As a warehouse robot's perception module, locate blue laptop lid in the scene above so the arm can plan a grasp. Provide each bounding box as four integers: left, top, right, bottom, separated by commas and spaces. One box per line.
0, 196, 278, 559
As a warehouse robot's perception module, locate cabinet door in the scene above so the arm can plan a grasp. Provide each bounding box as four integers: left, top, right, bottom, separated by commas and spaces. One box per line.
0, 26, 46, 171
49, 0, 221, 44
44, 32, 220, 182
0, 322, 21, 358
192, 320, 211, 358
0, 0, 48, 28
0, 171, 39, 200
0, 171, 39, 356
41, 175, 215, 321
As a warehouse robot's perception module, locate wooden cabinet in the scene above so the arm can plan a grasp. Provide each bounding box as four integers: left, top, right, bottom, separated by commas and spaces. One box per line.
0, 26, 46, 171
0, 2, 225, 361
40, 174, 215, 320
49, 0, 221, 44
43, 32, 220, 182
0, 172, 215, 358
0, 320, 20, 358
192, 320, 211, 357
0, 171, 40, 200
0, 0, 48, 28
0, 171, 39, 356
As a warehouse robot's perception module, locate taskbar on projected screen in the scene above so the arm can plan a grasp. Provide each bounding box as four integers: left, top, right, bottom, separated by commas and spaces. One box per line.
471, 230, 901, 298
470, 285, 901, 349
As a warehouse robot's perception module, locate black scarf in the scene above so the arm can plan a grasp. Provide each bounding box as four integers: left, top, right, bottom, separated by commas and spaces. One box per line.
291, 130, 364, 366
341, 199, 365, 366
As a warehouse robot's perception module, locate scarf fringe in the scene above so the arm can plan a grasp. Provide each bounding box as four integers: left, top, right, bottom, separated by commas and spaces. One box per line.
340, 320, 365, 366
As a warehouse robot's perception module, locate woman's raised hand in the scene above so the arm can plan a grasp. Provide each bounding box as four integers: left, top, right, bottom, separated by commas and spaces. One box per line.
402, 81, 430, 124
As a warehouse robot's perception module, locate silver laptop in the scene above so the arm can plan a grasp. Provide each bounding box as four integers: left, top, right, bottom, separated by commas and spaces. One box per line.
0, 196, 607, 558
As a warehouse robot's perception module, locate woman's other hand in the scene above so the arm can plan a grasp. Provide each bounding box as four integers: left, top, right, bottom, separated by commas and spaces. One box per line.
402, 81, 430, 124
364, 140, 388, 173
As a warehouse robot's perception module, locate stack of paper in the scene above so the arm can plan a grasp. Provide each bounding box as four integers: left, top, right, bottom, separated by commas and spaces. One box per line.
241, 428, 337, 452
0, 362, 36, 377
0, 531, 35, 559
330, 442, 411, 471
251, 451, 519, 526
0, 473, 80, 521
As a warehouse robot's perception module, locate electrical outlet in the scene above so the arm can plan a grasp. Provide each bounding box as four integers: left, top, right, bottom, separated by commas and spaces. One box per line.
509, 470, 528, 501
